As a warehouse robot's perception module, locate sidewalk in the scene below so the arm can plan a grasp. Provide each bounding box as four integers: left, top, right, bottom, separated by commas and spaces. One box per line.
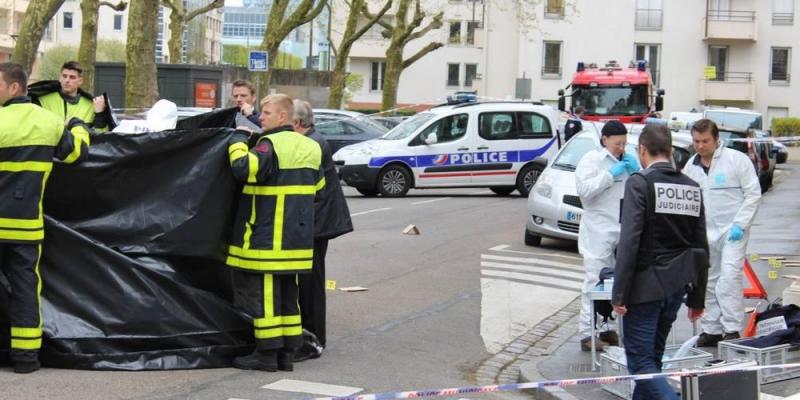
520, 149, 800, 400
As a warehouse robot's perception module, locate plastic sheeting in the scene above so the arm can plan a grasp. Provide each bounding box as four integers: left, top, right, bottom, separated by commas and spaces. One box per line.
0, 108, 262, 370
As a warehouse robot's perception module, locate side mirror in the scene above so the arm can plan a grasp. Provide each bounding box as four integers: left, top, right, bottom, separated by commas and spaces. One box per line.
557, 93, 566, 112
424, 133, 438, 145
655, 95, 664, 112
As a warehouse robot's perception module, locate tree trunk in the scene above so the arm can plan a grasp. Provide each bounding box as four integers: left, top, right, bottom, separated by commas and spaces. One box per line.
167, 6, 185, 64
327, 56, 349, 109
78, 0, 100, 93
258, 44, 280, 97
125, 0, 159, 108
11, 0, 65, 74
381, 44, 403, 111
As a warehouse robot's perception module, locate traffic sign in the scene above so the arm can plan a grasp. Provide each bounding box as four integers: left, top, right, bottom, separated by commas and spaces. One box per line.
249, 50, 269, 72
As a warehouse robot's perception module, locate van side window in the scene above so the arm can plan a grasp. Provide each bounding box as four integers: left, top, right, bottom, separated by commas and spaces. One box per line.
517, 112, 552, 138
415, 113, 469, 145
479, 112, 516, 140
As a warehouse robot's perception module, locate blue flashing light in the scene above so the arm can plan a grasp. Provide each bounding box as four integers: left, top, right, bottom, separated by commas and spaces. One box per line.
637, 60, 647, 71
577, 62, 585, 72
446, 92, 478, 105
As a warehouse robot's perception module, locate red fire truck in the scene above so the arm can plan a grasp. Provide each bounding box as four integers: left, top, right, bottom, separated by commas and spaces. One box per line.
558, 60, 665, 124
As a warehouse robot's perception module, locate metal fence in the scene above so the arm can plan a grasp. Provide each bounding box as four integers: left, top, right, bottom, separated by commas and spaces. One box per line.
707, 10, 756, 21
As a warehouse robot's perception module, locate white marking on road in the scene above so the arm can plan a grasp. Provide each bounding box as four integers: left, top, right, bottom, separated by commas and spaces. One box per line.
481, 254, 584, 272
411, 197, 451, 205
350, 207, 391, 217
261, 379, 362, 397
227, 398, 249, 400
490, 244, 583, 261
481, 269, 583, 290
481, 260, 584, 280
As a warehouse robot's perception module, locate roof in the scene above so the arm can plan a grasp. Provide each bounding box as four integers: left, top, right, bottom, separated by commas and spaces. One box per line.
571, 68, 651, 85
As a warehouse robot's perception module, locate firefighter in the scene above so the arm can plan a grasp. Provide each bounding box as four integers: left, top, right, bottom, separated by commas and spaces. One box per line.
29, 61, 114, 131
0, 62, 90, 373
226, 93, 324, 372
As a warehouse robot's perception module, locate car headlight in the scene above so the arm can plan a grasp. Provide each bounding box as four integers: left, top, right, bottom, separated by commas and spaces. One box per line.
535, 182, 552, 199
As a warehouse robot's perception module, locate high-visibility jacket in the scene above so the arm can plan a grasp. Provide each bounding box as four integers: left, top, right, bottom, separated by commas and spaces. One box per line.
29, 80, 114, 132
226, 126, 325, 273
0, 97, 90, 243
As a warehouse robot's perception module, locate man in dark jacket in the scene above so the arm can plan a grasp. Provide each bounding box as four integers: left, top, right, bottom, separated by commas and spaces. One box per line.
563, 106, 585, 142
612, 124, 709, 400
232, 79, 261, 126
292, 100, 354, 360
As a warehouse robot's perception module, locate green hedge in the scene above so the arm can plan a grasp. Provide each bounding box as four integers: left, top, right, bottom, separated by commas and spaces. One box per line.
772, 117, 800, 137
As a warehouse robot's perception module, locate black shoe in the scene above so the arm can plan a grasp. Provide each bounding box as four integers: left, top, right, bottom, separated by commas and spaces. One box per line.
278, 351, 293, 372
599, 331, 620, 347
294, 346, 322, 362
722, 331, 741, 341
232, 351, 277, 372
14, 360, 40, 374
696, 333, 723, 347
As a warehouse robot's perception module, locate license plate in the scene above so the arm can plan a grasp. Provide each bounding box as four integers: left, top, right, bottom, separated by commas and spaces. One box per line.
565, 210, 582, 223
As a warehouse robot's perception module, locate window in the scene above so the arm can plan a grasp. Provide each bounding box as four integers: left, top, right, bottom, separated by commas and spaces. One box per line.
542, 41, 562, 77
370, 61, 386, 91
465, 64, 478, 87
708, 46, 728, 81
63, 12, 73, 29
448, 21, 462, 44
770, 47, 791, 83
316, 120, 346, 136
635, 43, 661, 86
113, 14, 123, 31
466, 21, 479, 45
518, 113, 553, 138
479, 112, 552, 141
545, 0, 564, 18
774, 0, 794, 25
447, 63, 460, 87
635, 0, 662, 30
416, 114, 469, 145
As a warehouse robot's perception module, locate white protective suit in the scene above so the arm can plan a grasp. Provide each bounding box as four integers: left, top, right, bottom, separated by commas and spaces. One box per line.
683, 145, 761, 335
575, 147, 629, 338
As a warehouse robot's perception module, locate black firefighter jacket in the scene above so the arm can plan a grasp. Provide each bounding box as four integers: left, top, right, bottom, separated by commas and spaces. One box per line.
306, 128, 353, 240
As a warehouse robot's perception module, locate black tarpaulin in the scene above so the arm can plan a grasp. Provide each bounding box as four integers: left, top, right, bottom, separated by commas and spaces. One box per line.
0, 110, 259, 370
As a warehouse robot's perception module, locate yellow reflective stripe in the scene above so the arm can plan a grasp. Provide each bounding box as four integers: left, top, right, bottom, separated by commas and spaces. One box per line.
242, 185, 317, 196
0, 161, 52, 172
283, 315, 301, 325
226, 256, 312, 271
273, 195, 285, 250
0, 229, 44, 241
11, 338, 41, 350
263, 273, 274, 322
254, 327, 283, 339
0, 218, 43, 230
228, 246, 313, 260
63, 127, 88, 164
11, 327, 42, 338
282, 325, 303, 336
247, 153, 258, 183
316, 176, 326, 191
228, 142, 249, 162
254, 316, 282, 328
242, 195, 256, 250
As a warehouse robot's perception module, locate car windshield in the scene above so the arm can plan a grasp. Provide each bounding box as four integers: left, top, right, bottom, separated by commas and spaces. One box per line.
552, 136, 598, 171
381, 112, 436, 140
719, 130, 749, 154
705, 111, 762, 130
573, 85, 649, 116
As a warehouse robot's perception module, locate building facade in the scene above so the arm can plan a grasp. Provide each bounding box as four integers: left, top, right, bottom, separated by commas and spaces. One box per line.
0, 0, 58, 63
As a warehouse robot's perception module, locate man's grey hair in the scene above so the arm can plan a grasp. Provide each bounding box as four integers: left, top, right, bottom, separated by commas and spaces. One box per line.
293, 99, 315, 128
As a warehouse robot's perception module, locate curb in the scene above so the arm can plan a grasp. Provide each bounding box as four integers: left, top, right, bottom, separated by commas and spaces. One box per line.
517, 314, 581, 400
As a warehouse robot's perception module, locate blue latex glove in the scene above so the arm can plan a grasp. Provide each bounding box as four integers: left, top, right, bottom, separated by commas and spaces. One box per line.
622, 153, 641, 173
609, 161, 627, 178
727, 224, 744, 241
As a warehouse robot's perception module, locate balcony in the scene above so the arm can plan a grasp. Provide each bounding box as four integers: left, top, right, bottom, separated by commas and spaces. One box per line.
700, 72, 755, 102
705, 10, 757, 41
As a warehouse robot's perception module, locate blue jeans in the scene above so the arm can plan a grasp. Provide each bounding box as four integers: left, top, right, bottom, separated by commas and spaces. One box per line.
622, 290, 685, 400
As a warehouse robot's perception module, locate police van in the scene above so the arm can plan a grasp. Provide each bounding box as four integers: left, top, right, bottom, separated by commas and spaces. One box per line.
332, 101, 561, 197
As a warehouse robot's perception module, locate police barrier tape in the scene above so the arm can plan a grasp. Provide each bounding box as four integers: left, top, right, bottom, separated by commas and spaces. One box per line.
307, 363, 800, 400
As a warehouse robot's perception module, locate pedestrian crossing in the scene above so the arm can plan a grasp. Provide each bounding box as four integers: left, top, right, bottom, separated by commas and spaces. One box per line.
480, 245, 584, 292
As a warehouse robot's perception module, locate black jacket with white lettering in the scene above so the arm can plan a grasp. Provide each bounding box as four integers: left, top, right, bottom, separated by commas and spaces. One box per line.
612, 162, 710, 308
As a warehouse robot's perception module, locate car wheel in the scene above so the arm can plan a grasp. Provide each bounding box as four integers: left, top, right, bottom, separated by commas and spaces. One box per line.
378, 165, 411, 197
524, 230, 542, 247
356, 187, 379, 197
490, 187, 515, 196
516, 164, 542, 197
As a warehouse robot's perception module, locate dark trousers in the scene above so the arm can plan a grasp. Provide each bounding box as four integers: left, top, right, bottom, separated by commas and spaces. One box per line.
299, 238, 328, 347
622, 290, 684, 400
0, 243, 43, 363
232, 270, 302, 352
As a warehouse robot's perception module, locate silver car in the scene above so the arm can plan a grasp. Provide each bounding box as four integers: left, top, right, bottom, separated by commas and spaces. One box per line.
524, 124, 693, 246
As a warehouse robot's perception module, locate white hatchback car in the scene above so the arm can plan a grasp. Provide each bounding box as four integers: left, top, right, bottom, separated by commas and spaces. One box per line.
524, 123, 693, 246
333, 101, 562, 197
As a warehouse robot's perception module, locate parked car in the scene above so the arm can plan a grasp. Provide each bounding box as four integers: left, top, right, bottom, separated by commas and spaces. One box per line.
719, 129, 775, 193
369, 116, 408, 129
524, 124, 693, 246
314, 115, 388, 154
773, 140, 789, 164
313, 108, 388, 132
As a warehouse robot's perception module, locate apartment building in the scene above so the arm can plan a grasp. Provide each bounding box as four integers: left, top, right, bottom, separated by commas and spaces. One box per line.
0, 0, 57, 63
342, 0, 799, 126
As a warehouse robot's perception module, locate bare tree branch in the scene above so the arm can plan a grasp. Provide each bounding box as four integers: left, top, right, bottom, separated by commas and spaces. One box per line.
402, 41, 443, 69
99, 1, 127, 11
361, 1, 395, 31
297, 0, 327, 26
186, 0, 224, 21
350, 0, 392, 44
407, 11, 442, 42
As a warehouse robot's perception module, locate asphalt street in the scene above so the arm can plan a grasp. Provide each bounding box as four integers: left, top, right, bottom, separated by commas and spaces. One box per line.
0, 187, 583, 400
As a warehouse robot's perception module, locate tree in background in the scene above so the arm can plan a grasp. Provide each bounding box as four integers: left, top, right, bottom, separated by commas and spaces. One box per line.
36, 40, 125, 82
125, 0, 159, 108
326, 0, 391, 109
258, 0, 326, 94
78, 0, 127, 93
11, 0, 65, 74
161, 0, 224, 64
364, 0, 443, 111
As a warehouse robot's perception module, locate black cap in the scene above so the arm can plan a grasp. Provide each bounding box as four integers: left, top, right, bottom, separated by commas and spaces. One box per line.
601, 120, 627, 136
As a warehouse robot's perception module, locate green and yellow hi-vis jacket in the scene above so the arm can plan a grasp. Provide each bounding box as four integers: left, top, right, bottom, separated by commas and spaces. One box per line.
0, 97, 90, 243
28, 80, 116, 132
226, 126, 325, 274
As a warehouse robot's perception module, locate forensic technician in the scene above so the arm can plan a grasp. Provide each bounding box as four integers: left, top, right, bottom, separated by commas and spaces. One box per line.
683, 119, 761, 347
612, 124, 709, 400
574, 120, 639, 351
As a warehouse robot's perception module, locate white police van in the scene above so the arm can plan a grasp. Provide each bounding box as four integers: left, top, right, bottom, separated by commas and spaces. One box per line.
332, 101, 561, 197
